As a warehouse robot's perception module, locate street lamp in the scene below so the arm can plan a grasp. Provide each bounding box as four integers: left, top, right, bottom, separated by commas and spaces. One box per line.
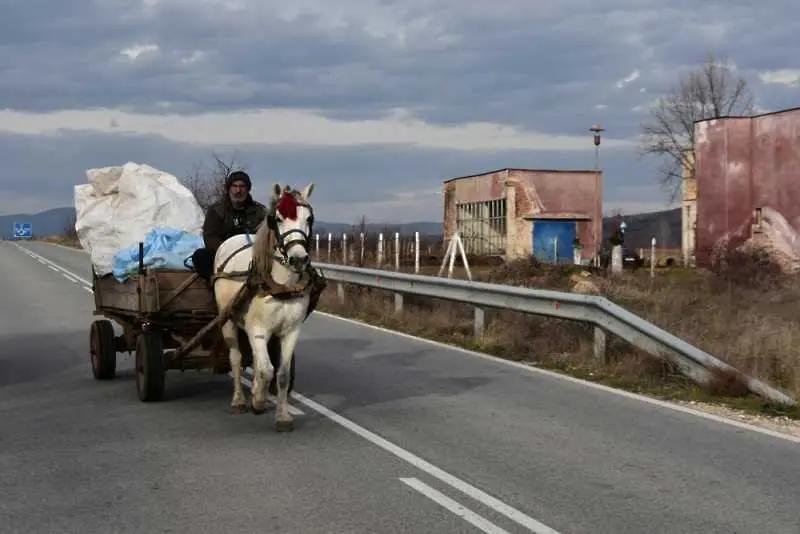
589, 124, 605, 170
589, 124, 605, 267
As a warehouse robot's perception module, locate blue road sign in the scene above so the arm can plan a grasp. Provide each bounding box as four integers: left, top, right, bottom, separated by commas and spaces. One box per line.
13, 222, 32, 239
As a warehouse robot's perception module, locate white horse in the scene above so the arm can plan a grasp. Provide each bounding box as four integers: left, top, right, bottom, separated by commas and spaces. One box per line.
212, 183, 316, 432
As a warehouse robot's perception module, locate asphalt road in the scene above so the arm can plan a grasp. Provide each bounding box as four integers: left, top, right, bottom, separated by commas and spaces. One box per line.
2, 240, 800, 534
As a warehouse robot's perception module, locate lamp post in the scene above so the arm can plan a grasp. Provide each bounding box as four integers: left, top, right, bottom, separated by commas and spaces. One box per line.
589, 124, 605, 170
589, 124, 605, 268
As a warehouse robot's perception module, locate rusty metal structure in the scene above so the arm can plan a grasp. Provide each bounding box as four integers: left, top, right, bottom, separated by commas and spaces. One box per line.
693, 106, 800, 267
443, 168, 603, 262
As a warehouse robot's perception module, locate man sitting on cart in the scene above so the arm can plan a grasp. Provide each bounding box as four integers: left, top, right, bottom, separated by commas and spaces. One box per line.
190, 170, 324, 321
192, 170, 266, 279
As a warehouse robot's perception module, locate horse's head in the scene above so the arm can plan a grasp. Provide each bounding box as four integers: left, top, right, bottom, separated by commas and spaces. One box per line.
267, 183, 315, 270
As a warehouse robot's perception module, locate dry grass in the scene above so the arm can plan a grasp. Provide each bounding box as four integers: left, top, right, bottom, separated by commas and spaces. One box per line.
316, 254, 800, 418
36, 235, 82, 248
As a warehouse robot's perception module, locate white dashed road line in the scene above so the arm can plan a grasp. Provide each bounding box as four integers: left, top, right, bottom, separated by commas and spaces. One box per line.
400, 477, 513, 534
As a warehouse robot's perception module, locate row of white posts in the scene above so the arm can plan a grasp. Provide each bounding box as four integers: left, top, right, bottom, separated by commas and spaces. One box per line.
321, 230, 472, 317
312, 231, 422, 272
314, 231, 661, 278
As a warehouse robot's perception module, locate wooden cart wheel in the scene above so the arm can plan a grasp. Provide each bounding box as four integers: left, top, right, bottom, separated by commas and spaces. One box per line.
90, 319, 117, 380
135, 331, 166, 402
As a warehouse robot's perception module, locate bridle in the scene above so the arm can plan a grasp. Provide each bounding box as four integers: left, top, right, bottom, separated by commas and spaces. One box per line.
267, 196, 314, 269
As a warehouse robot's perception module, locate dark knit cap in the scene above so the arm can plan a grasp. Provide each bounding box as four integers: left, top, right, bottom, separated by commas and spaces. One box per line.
225, 170, 251, 189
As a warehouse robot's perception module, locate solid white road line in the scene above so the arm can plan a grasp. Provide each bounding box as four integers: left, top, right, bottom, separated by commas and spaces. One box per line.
10, 244, 561, 533
400, 477, 513, 534
315, 312, 800, 446
292, 391, 561, 534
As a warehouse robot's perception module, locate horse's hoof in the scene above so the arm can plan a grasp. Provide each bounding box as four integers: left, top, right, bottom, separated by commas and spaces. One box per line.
230, 404, 248, 414
251, 401, 267, 415
275, 419, 294, 432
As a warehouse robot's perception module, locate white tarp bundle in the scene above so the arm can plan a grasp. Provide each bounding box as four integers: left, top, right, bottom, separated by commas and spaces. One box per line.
74, 162, 204, 275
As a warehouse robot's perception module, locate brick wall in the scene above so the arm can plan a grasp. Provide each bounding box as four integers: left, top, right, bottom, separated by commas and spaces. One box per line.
442, 168, 603, 260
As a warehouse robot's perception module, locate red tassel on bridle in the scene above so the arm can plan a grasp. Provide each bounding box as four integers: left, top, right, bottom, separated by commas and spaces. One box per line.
276, 191, 298, 220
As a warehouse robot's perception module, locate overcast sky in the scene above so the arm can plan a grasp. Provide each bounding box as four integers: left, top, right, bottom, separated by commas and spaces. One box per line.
1, 0, 797, 224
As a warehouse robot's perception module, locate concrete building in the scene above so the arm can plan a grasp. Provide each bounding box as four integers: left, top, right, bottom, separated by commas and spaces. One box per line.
442, 168, 603, 262
693, 106, 800, 267
681, 149, 697, 267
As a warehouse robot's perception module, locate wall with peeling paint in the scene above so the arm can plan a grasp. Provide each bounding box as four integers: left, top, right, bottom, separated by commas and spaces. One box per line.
443, 168, 603, 260
693, 107, 800, 267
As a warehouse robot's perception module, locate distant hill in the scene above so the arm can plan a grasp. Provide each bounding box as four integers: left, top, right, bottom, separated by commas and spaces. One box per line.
602, 208, 681, 249
0, 207, 76, 238
1, 205, 681, 249
0, 206, 443, 239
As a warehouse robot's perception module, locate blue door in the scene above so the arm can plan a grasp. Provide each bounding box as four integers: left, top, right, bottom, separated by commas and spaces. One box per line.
532, 220, 577, 263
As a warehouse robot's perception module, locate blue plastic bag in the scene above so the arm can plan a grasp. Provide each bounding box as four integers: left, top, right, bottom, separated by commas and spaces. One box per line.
112, 227, 204, 281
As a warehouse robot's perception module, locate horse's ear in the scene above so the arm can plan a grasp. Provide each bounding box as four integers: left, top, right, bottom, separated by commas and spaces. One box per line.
299, 183, 315, 200
272, 183, 282, 198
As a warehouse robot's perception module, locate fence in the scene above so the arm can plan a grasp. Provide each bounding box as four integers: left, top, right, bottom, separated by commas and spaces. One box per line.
310, 231, 446, 270
314, 261, 796, 408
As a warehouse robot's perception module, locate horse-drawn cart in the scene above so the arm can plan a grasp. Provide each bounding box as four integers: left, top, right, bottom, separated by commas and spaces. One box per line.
88, 242, 295, 402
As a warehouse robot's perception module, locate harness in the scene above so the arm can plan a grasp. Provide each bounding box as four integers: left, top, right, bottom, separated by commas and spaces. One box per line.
210, 195, 326, 314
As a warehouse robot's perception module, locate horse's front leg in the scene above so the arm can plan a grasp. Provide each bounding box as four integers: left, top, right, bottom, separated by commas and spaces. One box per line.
274, 328, 301, 432
247, 328, 274, 415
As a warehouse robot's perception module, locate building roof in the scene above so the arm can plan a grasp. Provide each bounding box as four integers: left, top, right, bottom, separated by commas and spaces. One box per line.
443, 167, 601, 184
523, 212, 592, 220
693, 104, 800, 124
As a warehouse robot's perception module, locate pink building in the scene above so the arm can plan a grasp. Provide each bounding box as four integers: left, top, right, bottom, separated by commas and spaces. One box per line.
443, 168, 603, 262
693, 106, 800, 267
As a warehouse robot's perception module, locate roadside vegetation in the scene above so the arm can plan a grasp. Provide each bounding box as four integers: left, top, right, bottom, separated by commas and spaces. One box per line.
40, 220, 800, 422
315, 250, 800, 421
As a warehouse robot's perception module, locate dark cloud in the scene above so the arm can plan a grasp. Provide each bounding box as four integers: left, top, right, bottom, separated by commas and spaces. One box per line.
1, 1, 797, 135
0, 0, 797, 219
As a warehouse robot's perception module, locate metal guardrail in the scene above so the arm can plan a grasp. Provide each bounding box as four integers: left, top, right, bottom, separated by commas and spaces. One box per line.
315, 262, 797, 408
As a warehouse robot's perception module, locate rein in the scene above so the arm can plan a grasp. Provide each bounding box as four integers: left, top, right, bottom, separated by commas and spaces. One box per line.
211, 196, 317, 300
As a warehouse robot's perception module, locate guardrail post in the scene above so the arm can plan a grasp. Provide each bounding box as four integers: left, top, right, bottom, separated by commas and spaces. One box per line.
337, 282, 345, 303
593, 326, 607, 363
394, 292, 403, 314
473, 307, 485, 339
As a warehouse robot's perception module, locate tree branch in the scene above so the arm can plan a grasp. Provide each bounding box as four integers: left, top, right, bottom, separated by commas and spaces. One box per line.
639, 52, 755, 200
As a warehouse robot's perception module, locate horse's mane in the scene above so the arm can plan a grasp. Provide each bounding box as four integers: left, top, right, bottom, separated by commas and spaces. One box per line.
250, 219, 276, 281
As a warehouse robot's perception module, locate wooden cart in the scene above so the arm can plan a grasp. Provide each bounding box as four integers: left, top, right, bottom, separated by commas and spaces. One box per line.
88, 242, 294, 402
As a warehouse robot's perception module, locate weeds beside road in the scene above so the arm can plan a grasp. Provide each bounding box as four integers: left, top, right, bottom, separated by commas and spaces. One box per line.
316, 256, 800, 428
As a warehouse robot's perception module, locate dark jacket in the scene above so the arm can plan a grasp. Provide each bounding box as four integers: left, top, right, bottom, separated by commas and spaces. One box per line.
203, 195, 267, 254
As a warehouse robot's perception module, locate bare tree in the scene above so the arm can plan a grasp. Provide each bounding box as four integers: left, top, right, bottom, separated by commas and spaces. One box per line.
182, 151, 247, 212
639, 53, 755, 200
61, 210, 78, 241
